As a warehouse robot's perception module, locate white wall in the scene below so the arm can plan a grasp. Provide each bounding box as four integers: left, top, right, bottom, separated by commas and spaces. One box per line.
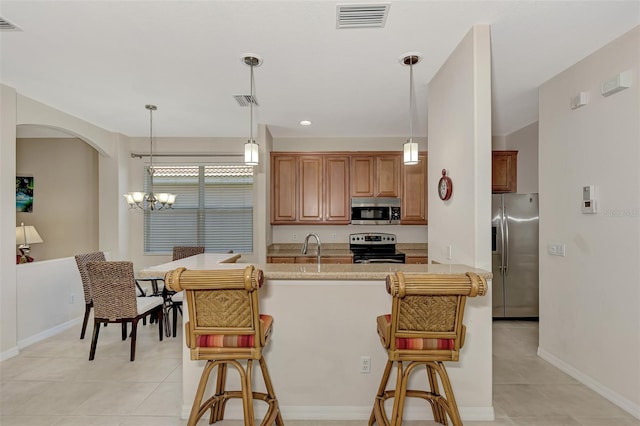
426, 25, 494, 412
504, 121, 539, 194
538, 26, 640, 418
16, 137, 99, 261
1, 89, 124, 359
1, 84, 19, 359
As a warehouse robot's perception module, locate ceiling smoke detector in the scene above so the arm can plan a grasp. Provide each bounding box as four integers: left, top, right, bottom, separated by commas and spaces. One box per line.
336, 3, 390, 29
0, 16, 21, 31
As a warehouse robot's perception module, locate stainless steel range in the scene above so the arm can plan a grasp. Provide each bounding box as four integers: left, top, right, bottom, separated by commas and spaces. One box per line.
349, 233, 406, 264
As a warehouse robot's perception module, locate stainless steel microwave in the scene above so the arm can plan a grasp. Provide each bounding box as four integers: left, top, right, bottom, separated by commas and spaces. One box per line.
351, 197, 401, 225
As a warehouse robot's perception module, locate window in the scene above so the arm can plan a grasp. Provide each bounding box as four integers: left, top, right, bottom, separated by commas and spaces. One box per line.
144, 165, 253, 254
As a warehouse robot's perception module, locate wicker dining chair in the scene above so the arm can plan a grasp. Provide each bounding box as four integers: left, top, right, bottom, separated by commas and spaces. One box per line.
86, 261, 164, 361
74, 252, 106, 339
369, 272, 487, 426
173, 246, 205, 261
162, 246, 205, 336
165, 265, 283, 426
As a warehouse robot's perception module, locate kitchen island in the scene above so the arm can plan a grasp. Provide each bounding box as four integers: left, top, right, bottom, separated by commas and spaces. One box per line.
140, 256, 493, 422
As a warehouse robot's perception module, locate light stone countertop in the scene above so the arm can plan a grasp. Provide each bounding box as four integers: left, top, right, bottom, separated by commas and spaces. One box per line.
261, 262, 490, 280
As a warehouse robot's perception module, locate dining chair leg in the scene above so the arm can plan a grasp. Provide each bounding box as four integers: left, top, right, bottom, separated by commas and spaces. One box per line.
121, 323, 127, 340
130, 319, 138, 361
80, 303, 92, 339
158, 308, 164, 341
172, 304, 179, 337
89, 320, 101, 360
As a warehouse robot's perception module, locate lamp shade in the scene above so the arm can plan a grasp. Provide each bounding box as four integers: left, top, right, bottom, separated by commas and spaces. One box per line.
16, 223, 43, 246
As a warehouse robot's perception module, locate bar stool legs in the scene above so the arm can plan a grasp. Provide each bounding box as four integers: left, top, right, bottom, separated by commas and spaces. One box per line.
369, 359, 463, 426
188, 357, 283, 426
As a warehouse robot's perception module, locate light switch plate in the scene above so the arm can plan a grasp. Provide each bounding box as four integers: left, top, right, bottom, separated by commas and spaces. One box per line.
547, 243, 566, 257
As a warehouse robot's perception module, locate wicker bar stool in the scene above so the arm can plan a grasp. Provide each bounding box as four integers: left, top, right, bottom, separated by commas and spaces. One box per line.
165, 265, 283, 426
369, 272, 487, 426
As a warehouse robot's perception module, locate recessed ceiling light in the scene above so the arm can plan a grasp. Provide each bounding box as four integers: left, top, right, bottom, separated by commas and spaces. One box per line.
300, 120, 312, 126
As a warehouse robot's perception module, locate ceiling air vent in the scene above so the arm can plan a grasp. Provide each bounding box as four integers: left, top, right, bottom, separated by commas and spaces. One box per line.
233, 94, 259, 107
0, 16, 21, 31
336, 3, 390, 29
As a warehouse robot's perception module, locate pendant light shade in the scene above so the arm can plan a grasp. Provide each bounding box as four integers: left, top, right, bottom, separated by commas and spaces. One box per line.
401, 53, 421, 165
123, 105, 176, 210
243, 55, 262, 166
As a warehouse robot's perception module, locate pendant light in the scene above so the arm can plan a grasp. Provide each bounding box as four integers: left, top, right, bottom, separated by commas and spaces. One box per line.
123, 105, 176, 210
402, 53, 421, 165
243, 55, 262, 166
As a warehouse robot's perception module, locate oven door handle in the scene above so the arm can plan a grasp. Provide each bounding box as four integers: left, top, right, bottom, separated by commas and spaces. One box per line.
362, 258, 405, 263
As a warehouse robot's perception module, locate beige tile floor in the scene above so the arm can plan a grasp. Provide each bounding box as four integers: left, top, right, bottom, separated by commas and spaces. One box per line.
1, 320, 638, 425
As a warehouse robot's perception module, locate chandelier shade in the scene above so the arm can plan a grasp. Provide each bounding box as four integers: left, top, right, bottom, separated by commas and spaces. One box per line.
124, 105, 176, 210
401, 53, 421, 165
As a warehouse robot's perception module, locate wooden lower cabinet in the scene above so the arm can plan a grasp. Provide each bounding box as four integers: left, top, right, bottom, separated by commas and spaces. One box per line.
267, 256, 296, 263
267, 256, 352, 264
405, 256, 429, 264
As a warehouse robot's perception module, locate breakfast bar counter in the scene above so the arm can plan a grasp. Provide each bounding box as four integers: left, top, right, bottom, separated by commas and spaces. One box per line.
139, 256, 494, 422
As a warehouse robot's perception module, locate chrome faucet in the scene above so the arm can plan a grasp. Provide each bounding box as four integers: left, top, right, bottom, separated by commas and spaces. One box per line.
301, 232, 321, 264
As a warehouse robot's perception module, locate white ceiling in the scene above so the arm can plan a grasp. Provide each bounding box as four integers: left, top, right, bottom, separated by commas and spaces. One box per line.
2, 1, 638, 139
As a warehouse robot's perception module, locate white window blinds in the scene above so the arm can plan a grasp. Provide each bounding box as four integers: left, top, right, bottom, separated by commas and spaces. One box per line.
144, 165, 253, 254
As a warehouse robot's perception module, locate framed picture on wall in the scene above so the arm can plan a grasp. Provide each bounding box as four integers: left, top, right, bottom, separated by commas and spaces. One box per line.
16, 176, 34, 212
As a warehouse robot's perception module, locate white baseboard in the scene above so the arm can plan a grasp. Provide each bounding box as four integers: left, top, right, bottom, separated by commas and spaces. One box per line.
181, 403, 494, 421
17, 317, 81, 350
538, 347, 640, 420
0, 346, 20, 361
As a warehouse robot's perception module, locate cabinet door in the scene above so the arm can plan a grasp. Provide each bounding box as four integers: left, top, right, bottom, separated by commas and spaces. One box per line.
325, 156, 350, 223
376, 155, 401, 197
271, 154, 297, 224
492, 151, 518, 193
406, 256, 429, 264
321, 256, 352, 264
299, 156, 323, 222
267, 256, 296, 263
351, 156, 375, 197
401, 153, 427, 224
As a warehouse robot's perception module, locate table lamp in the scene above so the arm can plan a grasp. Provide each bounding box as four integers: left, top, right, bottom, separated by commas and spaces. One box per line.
16, 222, 43, 264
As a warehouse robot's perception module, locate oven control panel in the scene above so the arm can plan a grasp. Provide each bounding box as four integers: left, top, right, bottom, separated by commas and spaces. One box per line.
349, 233, 397, 245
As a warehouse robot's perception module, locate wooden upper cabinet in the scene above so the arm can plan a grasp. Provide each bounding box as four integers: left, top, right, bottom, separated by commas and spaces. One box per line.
324, 156, 350, 223
271, 154, 297, 223
271, 153, 350, 225
351, 156, 375, 197
401, 153, 427, 224
492, 151, 518, 193
351, 153, 401, 198
376, 155, 401, 197
299, 156, 323, 222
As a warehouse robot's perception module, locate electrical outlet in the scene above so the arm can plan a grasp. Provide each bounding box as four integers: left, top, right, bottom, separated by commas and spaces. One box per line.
332, 233, 337, 240
292, 233, 297, 241
360, 356, 371, 374
69, 293, 75, 304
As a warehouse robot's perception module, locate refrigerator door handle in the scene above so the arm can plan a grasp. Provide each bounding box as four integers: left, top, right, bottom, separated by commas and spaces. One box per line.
499, 201, 506, 273
504, 205, 509, 274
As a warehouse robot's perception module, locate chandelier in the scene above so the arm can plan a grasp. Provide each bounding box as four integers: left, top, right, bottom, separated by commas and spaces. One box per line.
243, 55, 262, 166
123, 104, 176, 210
401, 53, 421, 165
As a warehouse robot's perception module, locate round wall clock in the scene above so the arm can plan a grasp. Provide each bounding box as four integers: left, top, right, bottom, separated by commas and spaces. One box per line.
438, 169, 453, 201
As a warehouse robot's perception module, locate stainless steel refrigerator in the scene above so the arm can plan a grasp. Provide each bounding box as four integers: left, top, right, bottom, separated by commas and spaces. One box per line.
492, 193, 539, 318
